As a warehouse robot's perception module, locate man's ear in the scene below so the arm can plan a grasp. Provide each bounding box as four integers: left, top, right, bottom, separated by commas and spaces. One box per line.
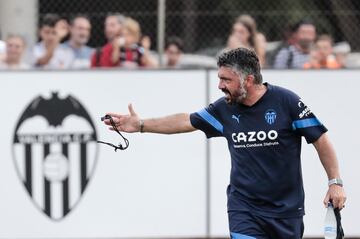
245, 74, 255, 86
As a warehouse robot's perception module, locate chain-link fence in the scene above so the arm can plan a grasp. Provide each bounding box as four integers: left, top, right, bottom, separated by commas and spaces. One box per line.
39, 0, 158, 49
1, 0, 359, 68
38, 0, 360, 47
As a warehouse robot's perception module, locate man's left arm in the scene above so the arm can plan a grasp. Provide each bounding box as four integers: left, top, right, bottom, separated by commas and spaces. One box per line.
313, 133, 347, 209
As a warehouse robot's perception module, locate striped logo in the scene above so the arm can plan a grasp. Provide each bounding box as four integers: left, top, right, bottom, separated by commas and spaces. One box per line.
12, 93, 98, 221
264, 109, 277, 125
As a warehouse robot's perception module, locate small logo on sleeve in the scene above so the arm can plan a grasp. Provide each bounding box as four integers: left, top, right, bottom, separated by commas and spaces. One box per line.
298, 98, 304, 108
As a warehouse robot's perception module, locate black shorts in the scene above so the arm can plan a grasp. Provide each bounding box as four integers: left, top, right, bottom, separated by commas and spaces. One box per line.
229, 210, 304, 239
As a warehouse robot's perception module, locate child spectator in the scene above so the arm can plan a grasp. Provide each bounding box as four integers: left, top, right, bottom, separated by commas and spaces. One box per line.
303, 34, 341, 69
165, 36, 184, 68
32, 14, 72, 69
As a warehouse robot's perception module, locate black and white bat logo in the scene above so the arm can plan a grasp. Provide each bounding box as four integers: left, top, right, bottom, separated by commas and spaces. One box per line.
12, 92, 98, 221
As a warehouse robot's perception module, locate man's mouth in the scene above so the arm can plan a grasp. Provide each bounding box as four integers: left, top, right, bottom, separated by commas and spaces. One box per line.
222, 89, 232, 103
222, 88, 229, 94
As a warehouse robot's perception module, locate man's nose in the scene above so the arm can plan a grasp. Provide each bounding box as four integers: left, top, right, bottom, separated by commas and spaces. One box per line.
218, 81, 224, 89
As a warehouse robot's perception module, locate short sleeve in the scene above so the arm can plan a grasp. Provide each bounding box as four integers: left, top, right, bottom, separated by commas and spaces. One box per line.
190, 100, 224, 138
287, 93, 327, 143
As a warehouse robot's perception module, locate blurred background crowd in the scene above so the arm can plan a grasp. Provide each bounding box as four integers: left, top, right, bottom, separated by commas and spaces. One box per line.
0, 0, 359, 70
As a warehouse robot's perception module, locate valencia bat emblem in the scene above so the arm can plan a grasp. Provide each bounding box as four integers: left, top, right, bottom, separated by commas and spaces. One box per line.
12, 92, 98, 220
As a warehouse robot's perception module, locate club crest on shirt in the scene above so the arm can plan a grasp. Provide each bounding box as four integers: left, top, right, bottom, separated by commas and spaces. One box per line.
264, 109, 277, 125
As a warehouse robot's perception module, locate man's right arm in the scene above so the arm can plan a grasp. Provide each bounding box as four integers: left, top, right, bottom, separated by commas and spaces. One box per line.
104, 104, 197, 134
141, 113, 196, 134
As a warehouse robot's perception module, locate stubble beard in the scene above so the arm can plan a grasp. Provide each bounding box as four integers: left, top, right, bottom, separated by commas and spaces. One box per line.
235, 88, 247, 104
223, 79, 247, 105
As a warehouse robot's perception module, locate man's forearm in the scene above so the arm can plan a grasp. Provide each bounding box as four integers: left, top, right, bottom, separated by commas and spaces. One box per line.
313, 133, 341, 180
314, 133, 346, 208
141, 113, 196, 134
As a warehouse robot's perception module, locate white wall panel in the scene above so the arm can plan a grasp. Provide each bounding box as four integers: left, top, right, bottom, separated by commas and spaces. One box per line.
0, 70, 359, 238
0, 70, 207, 238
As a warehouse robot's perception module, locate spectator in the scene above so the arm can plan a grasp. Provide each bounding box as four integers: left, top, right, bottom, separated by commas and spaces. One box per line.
304, 34, 341, 69
165, 36, 184, 68
32, 14, 72, 69
140, 35, 152, 52
0, 32, 6, 62
237, 15, 267, 67
273, 19, 316, 69
58, 15, 94, 69
266, 23, 296, 67
141, 35, 162, 65
223, 15, 266, 67
0, 35, 30, 70
333, 42, 351, 68
55, 17, 70, 43
303, 46, 321, 70
91, 13, 125, 68
111, 17, 158, 68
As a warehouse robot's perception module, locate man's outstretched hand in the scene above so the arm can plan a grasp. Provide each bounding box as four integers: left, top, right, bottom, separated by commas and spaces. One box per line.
104, 104, 141, 133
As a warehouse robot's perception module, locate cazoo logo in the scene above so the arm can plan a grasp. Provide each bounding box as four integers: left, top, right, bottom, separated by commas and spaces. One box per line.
232, 130, 278, 143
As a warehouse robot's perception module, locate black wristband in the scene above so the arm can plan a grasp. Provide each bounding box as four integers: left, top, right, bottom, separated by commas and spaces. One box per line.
139, 119, 144, 133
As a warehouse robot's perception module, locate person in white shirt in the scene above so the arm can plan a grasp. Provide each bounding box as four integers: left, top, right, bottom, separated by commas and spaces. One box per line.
0, 34, 30, 70
32, 14, 72, 69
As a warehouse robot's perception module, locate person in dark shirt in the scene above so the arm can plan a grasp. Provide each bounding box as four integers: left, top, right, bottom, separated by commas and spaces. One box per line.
273, 19, 317, 69
101, 48, 346, 238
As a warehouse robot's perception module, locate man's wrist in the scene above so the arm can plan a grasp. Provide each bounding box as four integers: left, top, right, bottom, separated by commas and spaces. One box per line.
139, 119, 144, 133
328, 178, 343, 187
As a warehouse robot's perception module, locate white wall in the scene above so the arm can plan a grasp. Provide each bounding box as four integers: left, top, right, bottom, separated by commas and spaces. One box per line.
0, 70, 358, 238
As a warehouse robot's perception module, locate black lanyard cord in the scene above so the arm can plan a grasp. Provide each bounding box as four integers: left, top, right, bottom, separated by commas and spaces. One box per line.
97, 115, 129, 151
